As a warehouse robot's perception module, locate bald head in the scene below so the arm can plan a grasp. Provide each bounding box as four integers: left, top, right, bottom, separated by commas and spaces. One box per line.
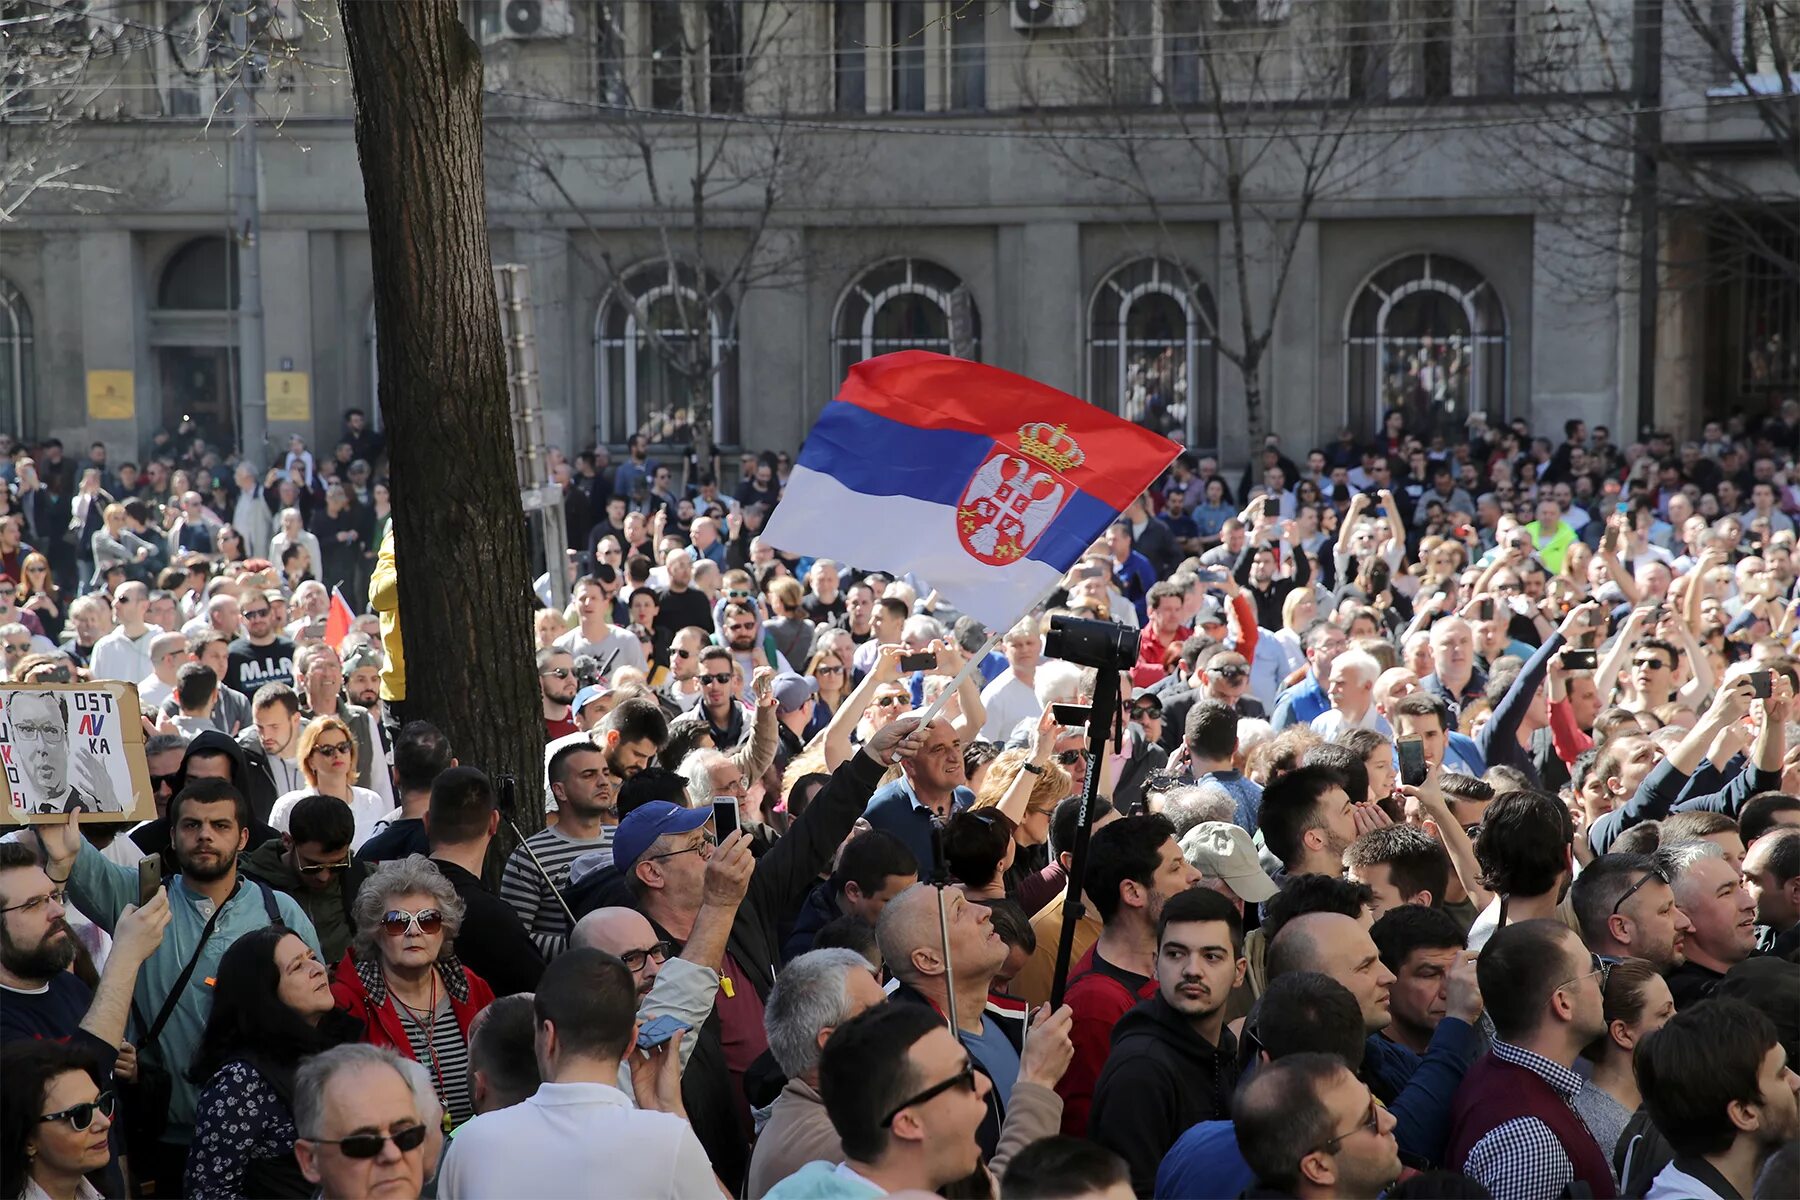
1266, 912, 1362, 978
571, 906, 664, 997
875, 882, 941, 982
1266, 911, 1393, 1033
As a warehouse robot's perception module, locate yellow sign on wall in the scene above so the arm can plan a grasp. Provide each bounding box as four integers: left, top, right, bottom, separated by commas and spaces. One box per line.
85, 371, 135, 421
266, 372, 311, 422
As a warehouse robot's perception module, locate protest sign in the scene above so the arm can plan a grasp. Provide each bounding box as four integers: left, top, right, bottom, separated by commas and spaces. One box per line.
1, 683, 151, 823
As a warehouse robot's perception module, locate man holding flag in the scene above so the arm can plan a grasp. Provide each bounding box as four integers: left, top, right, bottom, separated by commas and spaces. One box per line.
296, 641, 395, 807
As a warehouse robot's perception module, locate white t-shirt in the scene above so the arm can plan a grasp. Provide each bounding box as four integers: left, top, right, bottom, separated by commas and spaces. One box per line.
267, 786, 388, 850
554, 625, 647, 674
979, 672, 1043, 742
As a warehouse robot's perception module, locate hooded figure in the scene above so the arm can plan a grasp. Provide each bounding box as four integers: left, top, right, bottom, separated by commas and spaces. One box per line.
127, 729, 282, 861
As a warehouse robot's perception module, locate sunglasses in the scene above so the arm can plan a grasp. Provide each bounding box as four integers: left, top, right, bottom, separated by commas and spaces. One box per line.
298, 858, 352, 876
309, 1123, 429, 1159
39, 1091, 115, 1132
3, 641, 30, 653
540, 667, 574, 679
312, 741, 353, 759
1131, 703, 1161, 717
672, 648, 693, 659
879, 1063, 979, 1127
150, 771, 182, 793
0, 587, 15, 598
725, 589, 753, 601
380, 909, 443, 937
242, 607, 271, 619
1213, 667, 1248, 681
618, 940, 676, 972
699, 672, 734, 686
875, 694, 909, 708
1632, 658, 1669, 671
816, 663, 844, 675
1055, 749, 1087, 766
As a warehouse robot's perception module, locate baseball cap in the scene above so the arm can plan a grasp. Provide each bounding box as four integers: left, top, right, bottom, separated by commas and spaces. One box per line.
612, 801, 715, 875
573, 683, 613, 714
1180, 821, 1280, 903
771, 672, 817, 713
1196, 597, 1227, 627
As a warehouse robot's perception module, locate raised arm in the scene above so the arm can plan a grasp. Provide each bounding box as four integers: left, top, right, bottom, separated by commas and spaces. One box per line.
822, 643, 899, 771
79, 891, 171, 1050
1595, 605, 1651, 705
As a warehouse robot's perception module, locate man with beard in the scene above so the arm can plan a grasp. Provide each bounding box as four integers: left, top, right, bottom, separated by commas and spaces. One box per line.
595, 697, 667, 781
39, 779, 321, 1192
4, 690, 124, 814
343, 642, 391, 758
224, 589, 296, 692
1257, 764, 1360, 885
297, 642, 392, 806
864, 715, 975, 876
502, 740, 616, 960
1088, 887, 1245, 1195
1571, 853, 1695, 970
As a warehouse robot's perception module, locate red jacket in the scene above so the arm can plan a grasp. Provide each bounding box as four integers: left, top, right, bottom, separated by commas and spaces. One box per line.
1054, 944, 1156, 1136
330, 951, 494, 1061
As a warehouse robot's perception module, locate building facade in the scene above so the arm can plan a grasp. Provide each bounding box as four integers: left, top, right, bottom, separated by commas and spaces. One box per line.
2, 0, 1795, 467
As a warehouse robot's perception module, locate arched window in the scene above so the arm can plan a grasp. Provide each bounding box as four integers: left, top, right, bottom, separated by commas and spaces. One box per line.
0, 279, 32, 433
1345, 253, 1508, 438
1087, 258, 1217, 451
594, 263, 739, 448
158, 236, 238, 309
833, 257, 980, 382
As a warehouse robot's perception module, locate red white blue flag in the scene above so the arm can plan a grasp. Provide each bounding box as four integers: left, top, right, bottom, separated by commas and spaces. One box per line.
764, 351, 1181, 631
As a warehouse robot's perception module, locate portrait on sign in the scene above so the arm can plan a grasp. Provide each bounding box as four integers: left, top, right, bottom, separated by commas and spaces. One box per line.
1, 683, 151, 823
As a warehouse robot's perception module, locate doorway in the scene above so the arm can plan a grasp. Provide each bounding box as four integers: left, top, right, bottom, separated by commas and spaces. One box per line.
158, 346, 237, 447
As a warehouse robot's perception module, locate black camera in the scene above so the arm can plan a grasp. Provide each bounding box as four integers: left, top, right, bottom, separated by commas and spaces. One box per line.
572, 654, 605, 689
1045, 614, 1140, 671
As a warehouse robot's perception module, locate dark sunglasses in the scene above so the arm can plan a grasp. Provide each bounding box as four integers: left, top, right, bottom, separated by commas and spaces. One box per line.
380, 908, 443, 937
1632, 658, 1669, 670
1131, 703, 1161, 717
879, 1064, 979, 1127
310, 1123, 429, 1159
618, 940, 676, 972
875, 694, 909, 708
1055, 749, 1087, 766
298, 858, 353, 876
540, 667, 574, 679
816, 663, 844, 675
242, 607, 271, 619
312, 741, 354, 759
699, 672, 734, 686
673, 648, 694, 659
1213, 667, 1249, 681
39, 1091, 115, 1131
150, 771, 183, 793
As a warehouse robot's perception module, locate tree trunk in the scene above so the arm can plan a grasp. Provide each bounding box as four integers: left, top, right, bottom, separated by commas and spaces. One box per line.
339, 0, 545, 843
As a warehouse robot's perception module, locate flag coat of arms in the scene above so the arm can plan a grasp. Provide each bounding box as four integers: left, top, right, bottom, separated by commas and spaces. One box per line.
764, 351, 1182, 632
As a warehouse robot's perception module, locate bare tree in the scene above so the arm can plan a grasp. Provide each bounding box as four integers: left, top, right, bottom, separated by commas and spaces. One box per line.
485, 0, 853, 468
1020, 2, 1418, 448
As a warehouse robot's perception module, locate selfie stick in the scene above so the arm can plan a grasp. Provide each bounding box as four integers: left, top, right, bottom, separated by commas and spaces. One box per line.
498, 774, 578, 928
1048, 666, 1121, 1012
929, 823, 959, 1034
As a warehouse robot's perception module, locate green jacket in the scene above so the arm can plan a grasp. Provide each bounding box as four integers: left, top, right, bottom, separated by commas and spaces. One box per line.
238, 838, 366, 966
67, 841, 321, 1144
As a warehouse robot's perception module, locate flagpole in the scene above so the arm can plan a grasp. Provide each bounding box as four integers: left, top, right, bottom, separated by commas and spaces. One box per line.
913, 577, 1068, 729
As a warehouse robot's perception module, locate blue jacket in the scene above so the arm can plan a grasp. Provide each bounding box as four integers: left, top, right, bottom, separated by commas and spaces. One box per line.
1270, 673, 1328, 731
1364, 1017, 1482, 1165
1155, 1119, 1255, 1200
862, 777, 973, 877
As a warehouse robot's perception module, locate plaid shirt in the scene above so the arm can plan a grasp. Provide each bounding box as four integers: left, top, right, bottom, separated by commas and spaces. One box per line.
1462, 1040, 1588, 1200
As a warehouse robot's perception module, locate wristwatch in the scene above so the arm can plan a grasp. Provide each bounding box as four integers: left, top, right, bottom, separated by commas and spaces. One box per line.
1021, 762, 1046, 775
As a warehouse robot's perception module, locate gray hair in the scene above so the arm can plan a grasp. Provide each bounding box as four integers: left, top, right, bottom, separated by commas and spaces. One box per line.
1159, 784, 1238, 838
0, 622, 29, 643
901, 615, 944, 646
143, 731, 190, 758
676, 748, 731, 807
351, 855, 465, 960
1660, 838, 1726, 898
294, 1044, 416, 1139
148, 631, 188, 661
393, 1056, 443, 1134
294, 641, 339, 676
764, 949, 876, 1079
68, 594, 111, 621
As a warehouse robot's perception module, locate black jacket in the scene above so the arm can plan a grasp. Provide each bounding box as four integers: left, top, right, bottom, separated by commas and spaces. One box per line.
1089, 992, 1240, 1197
233, 728, 286, 824
642, 750, 886, 1194
431, 857, 544, 997
130, 729, 280, 862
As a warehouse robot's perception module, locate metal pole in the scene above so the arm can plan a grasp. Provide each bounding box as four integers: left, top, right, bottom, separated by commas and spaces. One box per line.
1048, 666, 1120, 1011
231, 0, 267, 463
929, 824, 959, 1034
1631, 0, 1663, 436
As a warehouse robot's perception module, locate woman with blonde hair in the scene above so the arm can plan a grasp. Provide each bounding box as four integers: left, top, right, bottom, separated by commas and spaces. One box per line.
969, 710, 1072, 912
266, 715, 387, 848
1272, 587, 1316, 679
803, 630, 853, 738
88, 502, 155, 587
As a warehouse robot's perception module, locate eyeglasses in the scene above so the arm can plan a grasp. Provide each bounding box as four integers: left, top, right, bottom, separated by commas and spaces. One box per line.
1632, 658, 1669, 671
540, 667, 574, 680
725, 589, 753, 601
242, 607, 271, 619
3, 641, 30, 653
1611, 868, 1666, 915
1055, 749, 1088, 766
1307, 1094, 1383, 1159
673, 648, 693, 659
716, 775, 749, 794
298, 858, 352, 876
618, 940, 676, 972
816, 664, 844, 676
1, 888, 66, 916
380, 909, 444, 937
1558, 952, 1611, 994
39, 1091, 115, 1132
874, 694, 909, 709
879, 1063, 979, 1127
309, 1123, 429, 1159
312, 741, 354, 759
1131, 703, 1161, 717
647, 832, 716, 862
1213, 667, 1248, 681
0, 587, 15, 598
699, 672, 734, 686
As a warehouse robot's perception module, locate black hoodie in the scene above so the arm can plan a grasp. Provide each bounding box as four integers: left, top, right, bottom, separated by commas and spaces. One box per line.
1088, 991, 1241, 1197
129, 729, 281, 860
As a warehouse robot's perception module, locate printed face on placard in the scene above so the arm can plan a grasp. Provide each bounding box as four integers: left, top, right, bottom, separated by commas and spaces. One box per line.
2, 686, 144, 820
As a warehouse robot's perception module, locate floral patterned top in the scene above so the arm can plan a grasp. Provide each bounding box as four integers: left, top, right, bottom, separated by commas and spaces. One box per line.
184, 1058, 299, 1199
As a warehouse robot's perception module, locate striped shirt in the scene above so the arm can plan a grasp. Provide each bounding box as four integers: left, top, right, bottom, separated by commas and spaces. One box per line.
393, 991, 473, 1127
499, 826, 611, 959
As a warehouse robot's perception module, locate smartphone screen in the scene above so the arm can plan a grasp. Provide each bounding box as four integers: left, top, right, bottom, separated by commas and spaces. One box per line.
635, 1014, 692, 1051
1560, 648, 1599, 670
1397, 738, 1429, 788
1262, 496, 1280, 519
1749, 670, 1774, 699
1478, 599, 1495, 621
898, 652, 937, 673
712, 798, 740, 839
1051, 703, 1091, 728
1616, 501, 1631, 515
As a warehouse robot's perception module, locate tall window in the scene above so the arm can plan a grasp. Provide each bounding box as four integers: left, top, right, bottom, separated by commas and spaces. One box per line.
1345, 253, 1509, 439
834, 258, 980, 382
0, 279, 32, 434
1347, 0, 1392, 101
834, 0, 867, 112
948, 3, 985, 110
595, 264, 738, 449
891, 0, 927, 111
650, 0, 685, 108
707, 1, 745, 112
1417, 0, 1453, 97
1088, 259, 1217, 451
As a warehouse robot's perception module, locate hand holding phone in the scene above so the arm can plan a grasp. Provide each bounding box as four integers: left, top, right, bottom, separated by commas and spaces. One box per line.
898, 651, 937, 673
137, 856, 162, 906
1397, 738, 1429, 788
1559, 648, 1599, 671
635, 1014, 692, 1052
1748, 670, 1774, 699
712, 798, 741, 839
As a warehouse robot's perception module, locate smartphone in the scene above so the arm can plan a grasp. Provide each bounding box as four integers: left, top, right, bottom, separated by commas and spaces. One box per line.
635, 1014, 692, 1052
898, 651, 937, 673
1478, 598, 1496, 621
1397, 738, 1429, 788
1599, 525, 1620, 556
135, 859, 161, 906
712, 798, 740, 838
1616, 501, 1631, 515
1262, 496, 1280, 519
1560, 648, 1599, 670
1051, 702, 1092, 728
1748, 670, 1774, 699
1076, 564, 1105, 581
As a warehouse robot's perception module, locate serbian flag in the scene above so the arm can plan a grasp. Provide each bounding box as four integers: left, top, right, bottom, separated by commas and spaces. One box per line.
324, 585, 356, 649
764, 351, 1181, 631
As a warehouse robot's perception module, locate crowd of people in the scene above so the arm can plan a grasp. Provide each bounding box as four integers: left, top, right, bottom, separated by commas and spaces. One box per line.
4, 405, 1800, 1200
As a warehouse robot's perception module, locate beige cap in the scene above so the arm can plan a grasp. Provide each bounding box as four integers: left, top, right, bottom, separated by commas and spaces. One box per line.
1180, 821, 1280, 903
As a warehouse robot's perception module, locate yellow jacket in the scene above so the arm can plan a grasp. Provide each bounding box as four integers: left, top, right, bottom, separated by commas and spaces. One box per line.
369, 527, 405, 701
